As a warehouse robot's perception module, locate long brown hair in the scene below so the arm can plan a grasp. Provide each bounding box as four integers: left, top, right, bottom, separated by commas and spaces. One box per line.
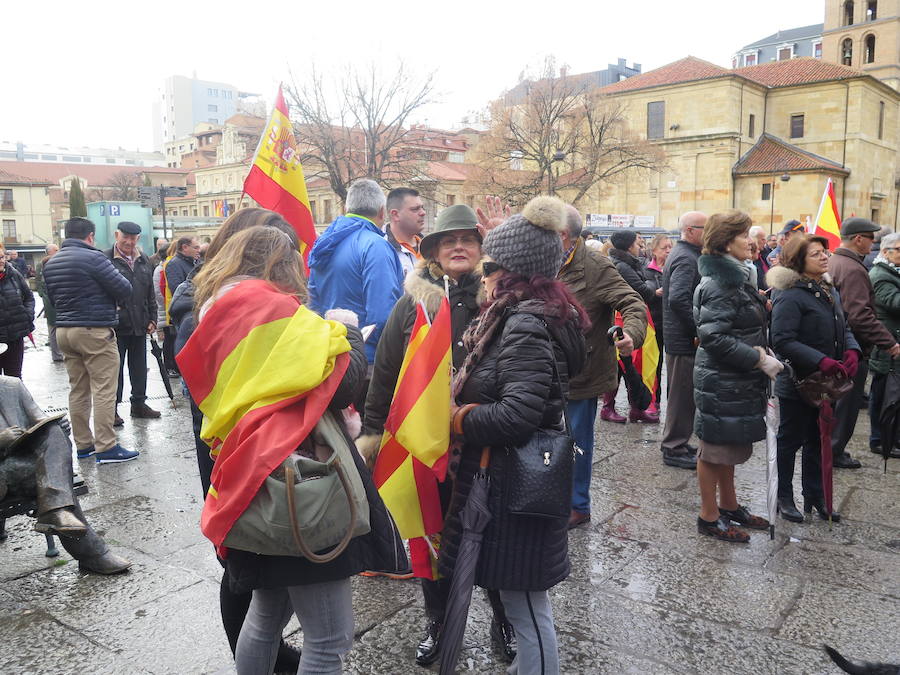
193, 226, 306, 314
206, 208, 298, 262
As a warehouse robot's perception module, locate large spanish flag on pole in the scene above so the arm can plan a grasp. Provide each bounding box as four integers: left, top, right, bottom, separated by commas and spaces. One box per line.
242, 86, 317, 268
373, 298, 452, 577
812, 178, 842, 251
176, 279, 350, 557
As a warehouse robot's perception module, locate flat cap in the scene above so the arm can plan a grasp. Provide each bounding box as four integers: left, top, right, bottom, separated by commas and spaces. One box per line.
117, 221, 141, 235
840, 217, 879, 237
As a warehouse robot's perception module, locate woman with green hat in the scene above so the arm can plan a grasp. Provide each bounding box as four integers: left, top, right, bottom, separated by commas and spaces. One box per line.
359, 203, 517, 666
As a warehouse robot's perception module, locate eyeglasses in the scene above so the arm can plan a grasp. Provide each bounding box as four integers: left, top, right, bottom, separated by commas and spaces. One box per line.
482, 261, 503, 277
438, 233, 480, 249
883, 247, 899, 253
857, 233, 875, 240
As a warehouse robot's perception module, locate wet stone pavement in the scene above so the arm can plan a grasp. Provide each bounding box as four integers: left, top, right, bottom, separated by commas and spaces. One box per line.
3, 323, 900, 674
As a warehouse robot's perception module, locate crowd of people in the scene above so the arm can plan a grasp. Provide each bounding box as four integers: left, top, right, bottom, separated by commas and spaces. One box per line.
1, 181, 897, 674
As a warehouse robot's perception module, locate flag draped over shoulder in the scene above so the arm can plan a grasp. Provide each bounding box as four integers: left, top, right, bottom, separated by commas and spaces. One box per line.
242, 86, 317, 267
813, 178, 842, 251
176, 279, 350, 555
374, 299, 452, 562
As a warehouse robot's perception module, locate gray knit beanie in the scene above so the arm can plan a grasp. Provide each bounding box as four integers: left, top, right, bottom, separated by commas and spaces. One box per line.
483, 196, 566, 279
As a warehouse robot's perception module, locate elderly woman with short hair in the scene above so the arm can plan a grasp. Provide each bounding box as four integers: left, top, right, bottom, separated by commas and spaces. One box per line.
693, 210, 782, 542
868, 232, 900, 457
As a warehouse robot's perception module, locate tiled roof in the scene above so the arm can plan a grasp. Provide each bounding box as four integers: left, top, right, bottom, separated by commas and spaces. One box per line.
735, 58, 865, 87
739, 24, 823, 50
601, 57, 730, 93
0, 161, 189, 186
733, 134, 849, 175
0, 168, 52, 186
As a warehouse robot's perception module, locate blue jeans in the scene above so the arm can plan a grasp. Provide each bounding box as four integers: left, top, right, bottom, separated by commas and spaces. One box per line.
235, 578, 353, 675
568, 397, 598, 514
499, 589, 560, 675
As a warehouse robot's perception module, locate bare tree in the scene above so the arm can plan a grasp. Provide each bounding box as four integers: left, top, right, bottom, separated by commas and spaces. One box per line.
467, 57, 664, 206
285, 61, 437, 204
108, 171, 140, 201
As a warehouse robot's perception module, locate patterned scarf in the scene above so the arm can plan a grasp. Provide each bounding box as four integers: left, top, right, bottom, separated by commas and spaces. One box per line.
800, 274, 834, 303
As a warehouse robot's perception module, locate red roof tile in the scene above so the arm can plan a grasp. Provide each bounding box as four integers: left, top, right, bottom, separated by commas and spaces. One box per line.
601, 57, 730, 94
0, 168, 52, 186
733, 134, 849, 175
0, 161, 189, 187
735, 58, 865, 88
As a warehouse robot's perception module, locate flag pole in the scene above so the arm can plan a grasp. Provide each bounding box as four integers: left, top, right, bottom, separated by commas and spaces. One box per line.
812, 178, 831, 237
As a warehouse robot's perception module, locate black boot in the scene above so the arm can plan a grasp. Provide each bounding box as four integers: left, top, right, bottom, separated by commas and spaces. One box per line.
804, 497, 841, 522
415, 620, 442, 666
777, 498, 803, 523
490, 618, 517, 663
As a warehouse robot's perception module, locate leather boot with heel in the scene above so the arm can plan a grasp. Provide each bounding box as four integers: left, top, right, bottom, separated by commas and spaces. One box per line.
804, 497, 841, 522
776, 498, 803, 523
600, 391, 626, 424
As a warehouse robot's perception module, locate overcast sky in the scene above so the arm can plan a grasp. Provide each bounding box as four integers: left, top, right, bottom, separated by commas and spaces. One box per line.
5, 0, 823, 152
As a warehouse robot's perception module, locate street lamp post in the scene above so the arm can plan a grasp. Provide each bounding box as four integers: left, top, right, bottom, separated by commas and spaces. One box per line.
769, 171, 791, 234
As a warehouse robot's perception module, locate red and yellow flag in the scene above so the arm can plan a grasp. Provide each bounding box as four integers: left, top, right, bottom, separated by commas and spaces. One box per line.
176, 279, 350, 556
615, 310, 659, 406
373, 299, 452, 552
813, 178, 842, 251
242, 86, 317, 267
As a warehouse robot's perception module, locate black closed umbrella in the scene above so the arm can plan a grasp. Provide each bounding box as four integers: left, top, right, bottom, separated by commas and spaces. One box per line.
879, 361, 900, 473
607, 326, 652, 411
149, 337, 176, 408
439, 447, 492, 675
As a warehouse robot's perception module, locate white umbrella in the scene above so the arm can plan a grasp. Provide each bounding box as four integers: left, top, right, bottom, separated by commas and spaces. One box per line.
765, 389, 780, 540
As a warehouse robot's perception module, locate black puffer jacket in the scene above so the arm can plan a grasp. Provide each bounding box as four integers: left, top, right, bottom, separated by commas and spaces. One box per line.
106, 249, 157, 336
439, 301, 586, 592
225, 326, 409, 593
43, 239, 132, 327
163, 252, 197, 299
768, 266, 860, 400
363, 260, 482, 438
692, 255, 769, 445
609, 248, 656, 304
645, 260, 664, 339
662, 240, 701, 355
0, 266, 35, 342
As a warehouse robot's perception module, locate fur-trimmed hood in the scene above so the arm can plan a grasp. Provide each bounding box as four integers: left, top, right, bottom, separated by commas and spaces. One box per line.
697, 254, 749, 287
404, 258, 484, 316
766, 266, 833, 291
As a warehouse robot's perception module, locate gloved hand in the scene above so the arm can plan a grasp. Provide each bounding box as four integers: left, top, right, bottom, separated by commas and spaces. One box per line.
755, 347, 784, 380
324, 308, 359, 327
841, 350, 860, 378
818, 357, 848, 378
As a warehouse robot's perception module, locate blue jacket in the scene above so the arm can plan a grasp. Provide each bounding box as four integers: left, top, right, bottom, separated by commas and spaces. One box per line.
43, 239, 132, 327
308, 214, 404, 362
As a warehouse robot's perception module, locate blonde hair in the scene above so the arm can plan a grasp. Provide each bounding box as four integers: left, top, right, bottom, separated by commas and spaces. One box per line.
193, 226, 306, 314
205, 208, 297, 262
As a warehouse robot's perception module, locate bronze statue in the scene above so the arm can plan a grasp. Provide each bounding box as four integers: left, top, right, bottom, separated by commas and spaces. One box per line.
0, 371, 130, 574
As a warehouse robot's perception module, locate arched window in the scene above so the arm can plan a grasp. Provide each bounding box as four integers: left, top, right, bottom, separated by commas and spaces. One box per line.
865, 34, 876, 63
844, 0, 855, 25
842, 37, 854, 65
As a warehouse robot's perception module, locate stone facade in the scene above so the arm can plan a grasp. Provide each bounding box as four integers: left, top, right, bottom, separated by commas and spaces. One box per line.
822, 0, 900, 90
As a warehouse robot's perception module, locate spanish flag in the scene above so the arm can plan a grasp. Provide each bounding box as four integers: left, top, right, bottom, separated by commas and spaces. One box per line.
615, 310, 659, 406
176, 279, 350, 556
160, 258, 173, 323
242, 86, 317, 267
813, 178, 842, 251
373, 299, 452, 576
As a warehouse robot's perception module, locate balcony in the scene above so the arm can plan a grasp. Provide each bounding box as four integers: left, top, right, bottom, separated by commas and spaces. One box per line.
0, 201, 14, 211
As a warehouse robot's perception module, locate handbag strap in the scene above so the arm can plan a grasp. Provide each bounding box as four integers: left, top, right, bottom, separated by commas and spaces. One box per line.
284, 456, 358, 564
545, 329, 573, 438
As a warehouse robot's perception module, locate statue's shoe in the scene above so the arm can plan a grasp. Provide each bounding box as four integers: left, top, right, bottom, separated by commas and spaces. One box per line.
34, 508, 87, 539
78, 551, 132, 575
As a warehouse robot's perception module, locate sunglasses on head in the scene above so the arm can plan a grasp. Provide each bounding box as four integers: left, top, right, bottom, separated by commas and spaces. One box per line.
482, 261, 503, 277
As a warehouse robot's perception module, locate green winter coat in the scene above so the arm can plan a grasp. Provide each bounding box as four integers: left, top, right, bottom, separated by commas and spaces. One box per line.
868, 260, 900, 375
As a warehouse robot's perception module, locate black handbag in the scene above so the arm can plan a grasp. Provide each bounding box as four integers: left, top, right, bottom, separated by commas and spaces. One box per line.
505, 337, 576, 520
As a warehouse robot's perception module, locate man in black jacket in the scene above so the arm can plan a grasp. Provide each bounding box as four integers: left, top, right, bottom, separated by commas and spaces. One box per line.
660, 211, 706, 469
106, 222, 159, 424
43, 217, 138, 465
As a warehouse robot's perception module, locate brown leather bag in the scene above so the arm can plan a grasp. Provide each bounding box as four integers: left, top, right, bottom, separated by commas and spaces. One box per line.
795, 370, 854, 408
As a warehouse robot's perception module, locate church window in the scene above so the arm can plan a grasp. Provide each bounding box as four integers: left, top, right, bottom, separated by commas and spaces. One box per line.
867, 1, 877, 20
749, 114, 756, 139
865, 34, 876, 63
761, 183, 772, 201
878, 101, 885, 139
647, 101, 665, 139
844, 0, 855, 25
790, 114, 805, 139
841, 38, 853, 65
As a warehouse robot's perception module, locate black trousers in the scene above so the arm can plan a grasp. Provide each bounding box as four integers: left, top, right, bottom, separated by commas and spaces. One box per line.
116, 333, 147, 404
777, 397, 824, 502
831, 360, 868, 457
163, 326, 179, 373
